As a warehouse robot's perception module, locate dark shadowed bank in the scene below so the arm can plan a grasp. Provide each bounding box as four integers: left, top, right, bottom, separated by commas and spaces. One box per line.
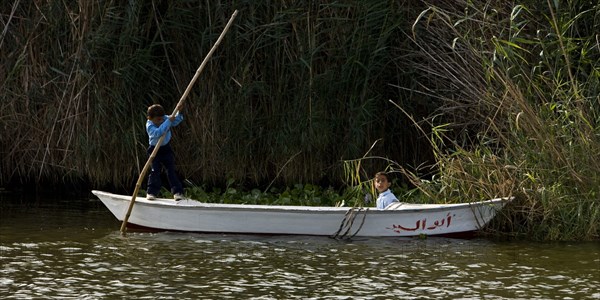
1, 1, 599, 241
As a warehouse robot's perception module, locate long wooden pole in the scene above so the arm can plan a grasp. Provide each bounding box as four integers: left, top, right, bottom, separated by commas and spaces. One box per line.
120, 10, 239, 234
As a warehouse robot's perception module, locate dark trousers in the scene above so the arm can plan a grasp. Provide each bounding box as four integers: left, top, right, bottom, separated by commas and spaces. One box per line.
146, 143, 183, 195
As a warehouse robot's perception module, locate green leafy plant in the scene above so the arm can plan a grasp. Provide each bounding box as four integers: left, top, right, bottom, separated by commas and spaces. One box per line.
141, 179, 354, 207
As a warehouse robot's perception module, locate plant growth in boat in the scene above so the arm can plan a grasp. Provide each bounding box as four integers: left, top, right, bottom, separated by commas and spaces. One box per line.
140, 179, 371, 207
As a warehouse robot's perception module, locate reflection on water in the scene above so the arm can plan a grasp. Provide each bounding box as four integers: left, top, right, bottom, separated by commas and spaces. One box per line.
1, 195, 599, 299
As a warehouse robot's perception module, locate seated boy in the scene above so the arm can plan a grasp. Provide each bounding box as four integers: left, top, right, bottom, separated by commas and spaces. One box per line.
145, 104, 185, 201
374, 171, 399, 209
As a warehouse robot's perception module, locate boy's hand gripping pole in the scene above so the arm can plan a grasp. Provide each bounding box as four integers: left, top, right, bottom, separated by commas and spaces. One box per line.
120, 10, 239, 235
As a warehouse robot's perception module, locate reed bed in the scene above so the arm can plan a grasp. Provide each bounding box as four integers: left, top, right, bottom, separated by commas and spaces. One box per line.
1, 1, 422, 189
389, 0, 600, 241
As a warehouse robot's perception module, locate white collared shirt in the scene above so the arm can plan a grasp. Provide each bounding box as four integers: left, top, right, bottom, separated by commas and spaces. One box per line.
376, 189, 398, 209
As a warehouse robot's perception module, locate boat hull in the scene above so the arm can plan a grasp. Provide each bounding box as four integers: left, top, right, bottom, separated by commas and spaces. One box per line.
92, 190, 509, 237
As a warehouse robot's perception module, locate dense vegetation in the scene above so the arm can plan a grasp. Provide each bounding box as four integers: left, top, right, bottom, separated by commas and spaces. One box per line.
1, 1, 598, 240
1, 0, 422, 188
390, 0, 600, 241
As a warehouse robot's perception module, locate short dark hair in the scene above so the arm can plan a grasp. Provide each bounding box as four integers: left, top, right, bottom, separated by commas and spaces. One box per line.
147, 104, 165, 118
375, 171, 391, 181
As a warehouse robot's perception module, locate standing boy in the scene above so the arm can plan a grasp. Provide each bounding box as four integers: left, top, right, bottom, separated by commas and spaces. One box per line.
146, 104, 184, 200
374, 171, 398, 209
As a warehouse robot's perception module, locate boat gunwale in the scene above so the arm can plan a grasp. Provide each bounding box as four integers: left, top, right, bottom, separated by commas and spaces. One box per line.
92, 190, 510, 214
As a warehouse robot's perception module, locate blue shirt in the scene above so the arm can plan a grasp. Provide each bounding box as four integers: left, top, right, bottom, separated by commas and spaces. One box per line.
376, 189, 398, 209
146, 113, 183, 146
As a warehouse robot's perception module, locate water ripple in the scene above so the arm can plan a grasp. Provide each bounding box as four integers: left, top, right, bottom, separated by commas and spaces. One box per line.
1, 230, 599, 298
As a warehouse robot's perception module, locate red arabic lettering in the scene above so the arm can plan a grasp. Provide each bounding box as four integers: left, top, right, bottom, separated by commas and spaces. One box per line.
386, 213, 455, 233
387, 219, 422, 233
426, 218, 443, 230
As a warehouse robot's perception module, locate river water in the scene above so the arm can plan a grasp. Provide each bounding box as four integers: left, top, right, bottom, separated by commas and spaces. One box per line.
0, 194, 598, 299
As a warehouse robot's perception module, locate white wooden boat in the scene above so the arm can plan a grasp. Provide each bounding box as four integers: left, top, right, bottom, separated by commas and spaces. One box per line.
92, 190, 510, 237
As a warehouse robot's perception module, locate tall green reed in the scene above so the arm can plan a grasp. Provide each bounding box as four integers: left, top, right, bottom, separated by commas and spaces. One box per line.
396, 0, 600, 240
0, 1, 421, 190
